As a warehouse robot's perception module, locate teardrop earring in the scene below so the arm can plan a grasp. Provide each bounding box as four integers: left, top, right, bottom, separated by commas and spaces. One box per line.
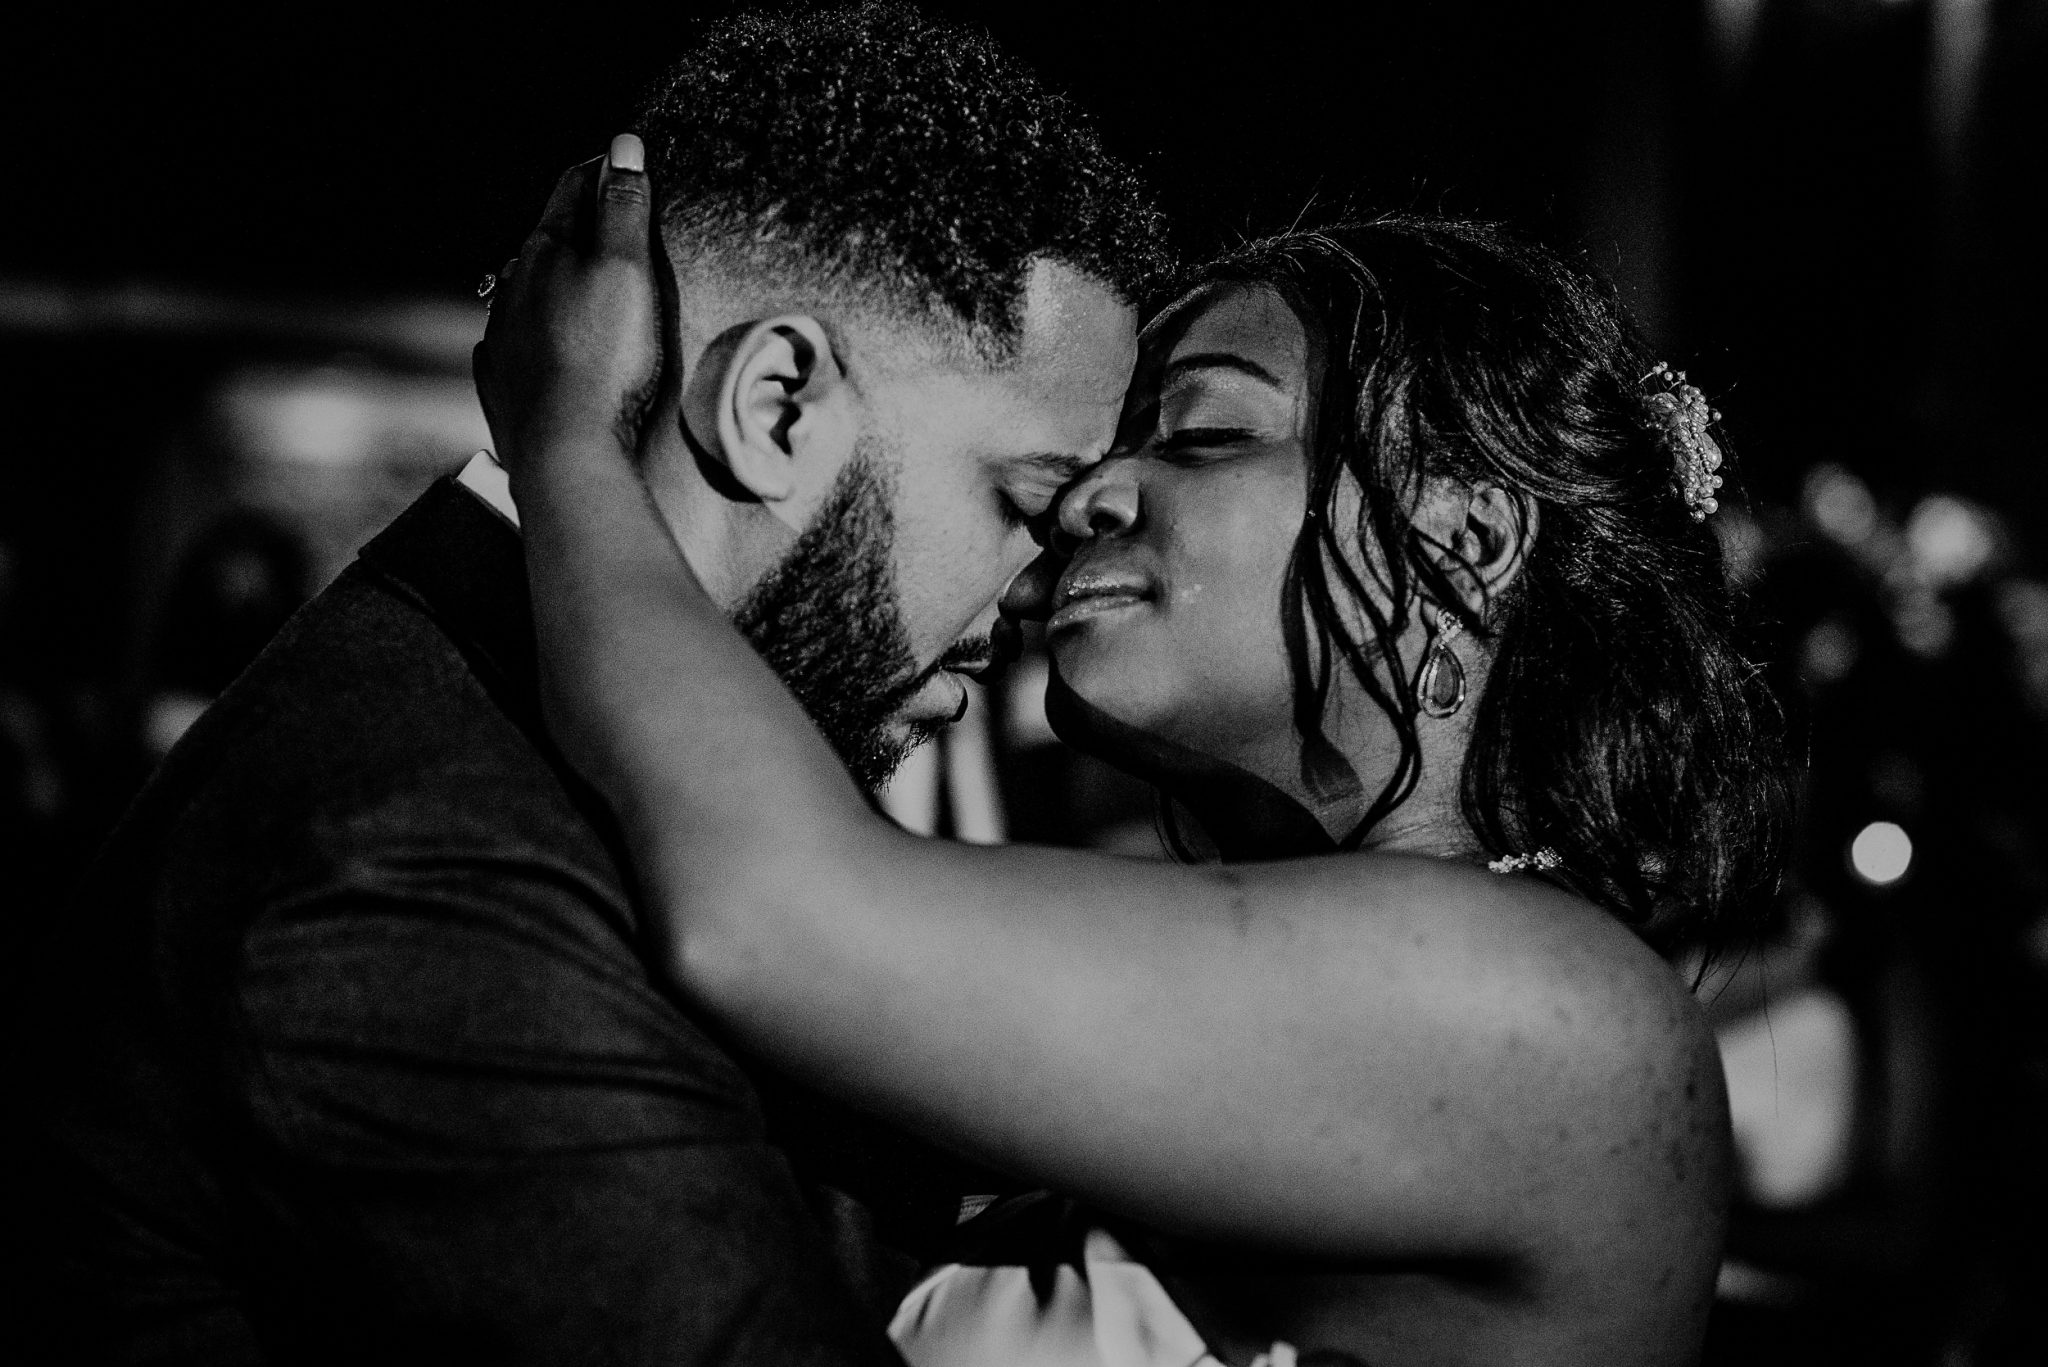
1417, 614, 1468, 720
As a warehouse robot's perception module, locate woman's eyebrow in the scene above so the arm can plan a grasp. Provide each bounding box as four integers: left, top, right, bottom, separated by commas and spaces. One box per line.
1159, 352, 1284, 389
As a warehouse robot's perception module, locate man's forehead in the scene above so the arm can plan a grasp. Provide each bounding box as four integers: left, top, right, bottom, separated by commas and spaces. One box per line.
1002, 258, 1141, 413
863, 260, 1136, 468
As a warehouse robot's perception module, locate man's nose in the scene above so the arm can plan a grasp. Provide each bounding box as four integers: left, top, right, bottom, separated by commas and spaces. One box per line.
1052, 456, 1140, 552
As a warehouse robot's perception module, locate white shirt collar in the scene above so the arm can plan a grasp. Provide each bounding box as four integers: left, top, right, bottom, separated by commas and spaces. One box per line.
455, 449, 521, 529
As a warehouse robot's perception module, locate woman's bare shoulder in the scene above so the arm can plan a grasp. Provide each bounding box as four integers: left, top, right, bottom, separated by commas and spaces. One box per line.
1450, 860, 1730, 1334
1290, 853, 1731, 1355
1311, 856, 1731, 1255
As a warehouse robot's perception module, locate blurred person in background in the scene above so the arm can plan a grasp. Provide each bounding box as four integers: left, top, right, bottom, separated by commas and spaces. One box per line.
482, 135, 1791, 1361
9, 7, 1167, 1363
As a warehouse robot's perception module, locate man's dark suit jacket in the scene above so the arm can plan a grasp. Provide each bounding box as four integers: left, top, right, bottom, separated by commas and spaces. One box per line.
14, 479, 976, 1365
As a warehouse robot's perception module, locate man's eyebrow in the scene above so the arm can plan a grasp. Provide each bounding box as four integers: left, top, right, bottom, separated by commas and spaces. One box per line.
1159, 352, 1284, 388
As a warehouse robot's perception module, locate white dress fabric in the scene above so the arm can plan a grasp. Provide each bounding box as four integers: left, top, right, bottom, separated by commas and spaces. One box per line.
889, 1227, 1297, 1367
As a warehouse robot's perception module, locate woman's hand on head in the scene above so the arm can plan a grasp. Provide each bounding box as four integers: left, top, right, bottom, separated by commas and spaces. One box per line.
473, 134, 666, 484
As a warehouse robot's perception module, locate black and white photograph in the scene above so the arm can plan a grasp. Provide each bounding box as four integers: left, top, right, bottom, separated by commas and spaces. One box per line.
4, 2, 2045, 1363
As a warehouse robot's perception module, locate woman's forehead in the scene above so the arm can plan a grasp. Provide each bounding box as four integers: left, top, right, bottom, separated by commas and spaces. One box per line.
1140, 281, 1308, 381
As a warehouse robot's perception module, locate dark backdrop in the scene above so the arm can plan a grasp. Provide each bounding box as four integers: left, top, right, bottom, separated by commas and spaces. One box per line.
4, 4, 2047, 1363
7, 0, 2046, 526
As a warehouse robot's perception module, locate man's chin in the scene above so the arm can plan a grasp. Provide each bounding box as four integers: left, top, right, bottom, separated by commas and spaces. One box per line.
846, 719, 932, 793
886, 708, 950, 757
811, 677, 960, 793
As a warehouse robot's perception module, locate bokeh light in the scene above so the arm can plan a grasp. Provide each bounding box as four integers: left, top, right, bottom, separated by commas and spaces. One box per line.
1849, 821, 1914, 885
1905, 494, 1997, 588
1804, 464, 1879, 547
1800, 617, 1861, 688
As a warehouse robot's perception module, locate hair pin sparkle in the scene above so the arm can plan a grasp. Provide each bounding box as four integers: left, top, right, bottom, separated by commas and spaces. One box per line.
1487, 847, 1562, 876
1644, 362, 1724, 521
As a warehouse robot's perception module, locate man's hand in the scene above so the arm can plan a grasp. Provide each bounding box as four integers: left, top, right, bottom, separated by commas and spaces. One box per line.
473, 134, 664, 478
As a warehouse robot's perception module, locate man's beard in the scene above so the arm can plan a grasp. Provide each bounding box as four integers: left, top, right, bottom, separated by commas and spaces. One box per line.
731, 440, 937, 791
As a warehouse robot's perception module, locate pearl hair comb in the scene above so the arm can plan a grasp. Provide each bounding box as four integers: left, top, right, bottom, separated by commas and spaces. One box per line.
1644, 362, 1725, 521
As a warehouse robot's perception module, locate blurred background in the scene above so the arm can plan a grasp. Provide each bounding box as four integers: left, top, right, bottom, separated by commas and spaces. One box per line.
3, 1, 2045, 1361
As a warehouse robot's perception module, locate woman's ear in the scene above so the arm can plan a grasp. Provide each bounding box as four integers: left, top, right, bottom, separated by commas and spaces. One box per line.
683, 314, 856, 531
1455, 482, 1535, 609
1417, 479, 1535, 617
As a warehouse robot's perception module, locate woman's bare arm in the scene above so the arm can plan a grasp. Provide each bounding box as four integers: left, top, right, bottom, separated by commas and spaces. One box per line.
478, 146, 1728, 1272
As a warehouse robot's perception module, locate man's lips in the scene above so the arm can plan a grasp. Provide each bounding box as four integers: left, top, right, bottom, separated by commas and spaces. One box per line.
883, 633, 1001, 731
929, 671, 970, 722
1048, 569, 1153, 634
894, 670, 969, 727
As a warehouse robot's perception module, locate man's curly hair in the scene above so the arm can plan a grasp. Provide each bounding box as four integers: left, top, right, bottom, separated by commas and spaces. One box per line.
634, 2, 1172, 360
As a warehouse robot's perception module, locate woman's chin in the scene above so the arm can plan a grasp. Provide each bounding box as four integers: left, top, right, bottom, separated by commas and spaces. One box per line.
1040, 668, 1210, 786
1044, 665, 1139, 748
1047, 628, 1147, 703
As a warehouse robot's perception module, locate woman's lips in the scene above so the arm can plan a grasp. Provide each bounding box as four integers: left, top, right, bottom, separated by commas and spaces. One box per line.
1048, 571, 1153, 635
1047, 593, 1147, 634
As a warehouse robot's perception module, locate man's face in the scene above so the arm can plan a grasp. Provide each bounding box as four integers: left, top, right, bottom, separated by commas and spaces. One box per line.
791, 259, 1135, 781
730, 438, 918, 790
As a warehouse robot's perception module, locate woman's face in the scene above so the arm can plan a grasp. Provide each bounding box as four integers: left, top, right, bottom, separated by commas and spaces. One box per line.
1044, 281, 1320, 787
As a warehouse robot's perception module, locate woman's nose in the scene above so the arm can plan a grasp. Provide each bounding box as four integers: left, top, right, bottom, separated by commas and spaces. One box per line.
1053, 457, 1140, 552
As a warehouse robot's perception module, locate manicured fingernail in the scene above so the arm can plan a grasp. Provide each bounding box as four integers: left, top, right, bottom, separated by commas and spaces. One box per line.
608, 133, 644, 173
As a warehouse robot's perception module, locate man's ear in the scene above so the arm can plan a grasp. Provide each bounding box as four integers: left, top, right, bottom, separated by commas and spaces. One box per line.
682, 314, 855, 531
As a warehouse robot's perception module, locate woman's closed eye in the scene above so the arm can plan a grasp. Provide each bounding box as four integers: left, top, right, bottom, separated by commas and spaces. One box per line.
1158, 426, 1259, 463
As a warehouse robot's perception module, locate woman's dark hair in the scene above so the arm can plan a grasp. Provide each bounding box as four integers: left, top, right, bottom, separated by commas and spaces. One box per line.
1173, 217, 1787, 955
